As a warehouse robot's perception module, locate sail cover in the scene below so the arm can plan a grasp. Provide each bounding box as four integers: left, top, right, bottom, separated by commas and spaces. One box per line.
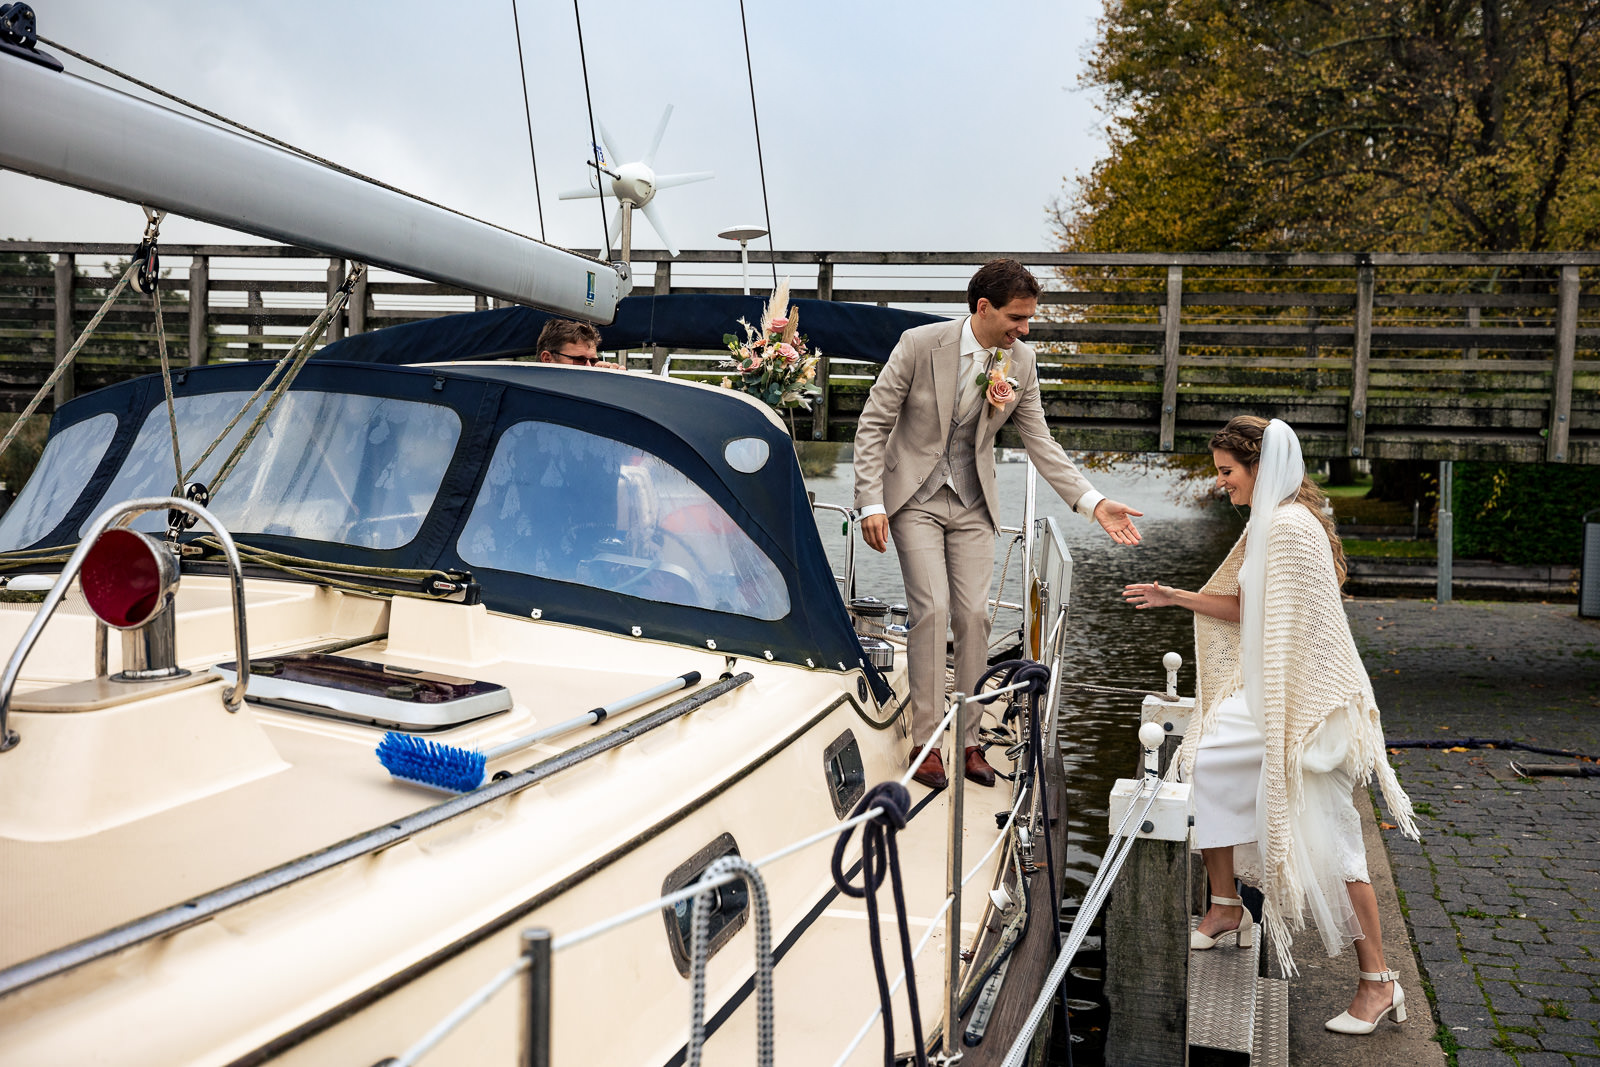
315, 295, 945, 366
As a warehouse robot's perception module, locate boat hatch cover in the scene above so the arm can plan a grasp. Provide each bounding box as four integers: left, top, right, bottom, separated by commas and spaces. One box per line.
211, 654, 512, 731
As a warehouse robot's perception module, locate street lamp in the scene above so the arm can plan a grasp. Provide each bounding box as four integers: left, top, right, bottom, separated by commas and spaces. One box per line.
717, 224, 768, 295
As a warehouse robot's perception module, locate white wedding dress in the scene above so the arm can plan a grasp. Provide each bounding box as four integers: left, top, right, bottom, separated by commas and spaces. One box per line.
1192, 688, 1371, 957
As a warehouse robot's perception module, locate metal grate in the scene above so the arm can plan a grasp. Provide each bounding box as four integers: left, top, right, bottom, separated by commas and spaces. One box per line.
1251, 977, 1289, 1067
1188, 916, 1261, 1057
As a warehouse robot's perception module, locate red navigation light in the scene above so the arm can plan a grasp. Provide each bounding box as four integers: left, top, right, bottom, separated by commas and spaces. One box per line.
81, 528, 179, 630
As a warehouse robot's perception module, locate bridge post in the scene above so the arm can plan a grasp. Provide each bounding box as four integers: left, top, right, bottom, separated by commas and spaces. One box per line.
324, 258, 346, 344
813, 258, 833, 441
187, 255, 209, 366
1347, 262, 1374, 459
651, 258, 672, 375
350, 268, 368, 335
1159, 265, 1181, 451
52, 252, 75, 406
1549, 265, 1578, 463
1438, 460, 1454, 603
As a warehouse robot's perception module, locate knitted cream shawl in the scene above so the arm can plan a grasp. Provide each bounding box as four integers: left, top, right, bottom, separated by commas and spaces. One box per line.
1177, 504, 1419, 968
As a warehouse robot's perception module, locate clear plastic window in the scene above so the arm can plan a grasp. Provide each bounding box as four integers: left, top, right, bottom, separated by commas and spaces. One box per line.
0, 413, 118, 550
83, 392, 461, 548
459, 421, 790, 620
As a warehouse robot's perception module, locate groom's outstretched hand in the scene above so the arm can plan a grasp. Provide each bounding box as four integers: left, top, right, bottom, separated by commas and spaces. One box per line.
1093, 499, 1144, 545
861, 513, 890, 553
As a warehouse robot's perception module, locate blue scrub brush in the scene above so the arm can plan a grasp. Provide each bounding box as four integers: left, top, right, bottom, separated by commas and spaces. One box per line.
376, 671, 701, 792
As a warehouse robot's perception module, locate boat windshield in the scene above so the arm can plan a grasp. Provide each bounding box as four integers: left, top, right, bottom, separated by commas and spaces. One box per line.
81, 391, 461, 548
0, 413, 119, 551
458, 420, 791, 621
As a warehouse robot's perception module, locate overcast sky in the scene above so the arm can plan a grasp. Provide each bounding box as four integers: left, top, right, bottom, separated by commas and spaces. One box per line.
2, 1, 1109, 258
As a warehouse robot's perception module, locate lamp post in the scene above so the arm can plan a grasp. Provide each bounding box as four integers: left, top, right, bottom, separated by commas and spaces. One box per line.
717, 224, 768, 295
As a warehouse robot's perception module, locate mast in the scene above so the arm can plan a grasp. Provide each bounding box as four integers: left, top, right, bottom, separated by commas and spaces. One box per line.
0, 51, 627, 322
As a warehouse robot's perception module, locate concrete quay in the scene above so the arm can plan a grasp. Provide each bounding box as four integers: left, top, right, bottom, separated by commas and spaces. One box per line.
1348, 599, 1600, 1066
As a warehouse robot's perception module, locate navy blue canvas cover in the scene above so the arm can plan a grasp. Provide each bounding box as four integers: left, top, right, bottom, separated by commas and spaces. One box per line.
314, 295, 942, 367
30, 359, 889, 700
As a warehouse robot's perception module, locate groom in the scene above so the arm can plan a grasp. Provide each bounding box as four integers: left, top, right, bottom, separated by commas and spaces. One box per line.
853, 259, 1143, 789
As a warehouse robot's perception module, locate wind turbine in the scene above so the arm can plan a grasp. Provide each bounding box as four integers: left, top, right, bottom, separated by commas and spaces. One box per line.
558, 104, 713, 260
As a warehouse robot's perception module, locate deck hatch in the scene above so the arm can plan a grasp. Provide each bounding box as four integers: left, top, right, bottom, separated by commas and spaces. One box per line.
212, 653, 511, 730
660, 832, 749, 977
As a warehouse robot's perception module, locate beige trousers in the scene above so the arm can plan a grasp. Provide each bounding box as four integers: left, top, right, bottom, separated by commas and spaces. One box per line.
888, 485, 995, 749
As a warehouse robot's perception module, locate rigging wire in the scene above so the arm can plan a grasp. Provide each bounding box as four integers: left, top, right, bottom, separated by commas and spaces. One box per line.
510, 0, 547, 242
571, 0, 614, 260
35, 34, 598, 261
736, 0, 779, 292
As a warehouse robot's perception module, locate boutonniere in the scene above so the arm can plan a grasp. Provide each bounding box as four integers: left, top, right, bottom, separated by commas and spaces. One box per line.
974, 349, 1020, 410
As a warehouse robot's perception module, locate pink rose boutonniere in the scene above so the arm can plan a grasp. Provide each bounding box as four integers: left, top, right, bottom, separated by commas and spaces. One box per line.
976, 350, 1020, 411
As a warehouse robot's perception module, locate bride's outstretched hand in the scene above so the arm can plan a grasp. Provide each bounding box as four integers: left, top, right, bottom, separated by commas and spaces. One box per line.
1122, 581, 1176, 610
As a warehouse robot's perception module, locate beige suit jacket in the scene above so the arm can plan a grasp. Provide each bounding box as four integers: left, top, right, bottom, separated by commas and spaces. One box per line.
853, 318, 1095, 527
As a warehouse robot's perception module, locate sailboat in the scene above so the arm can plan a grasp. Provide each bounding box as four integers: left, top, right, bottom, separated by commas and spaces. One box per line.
0, 14, 1079, 1065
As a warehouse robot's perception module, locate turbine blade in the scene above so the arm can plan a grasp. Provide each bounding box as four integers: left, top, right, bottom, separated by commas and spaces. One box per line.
558, 186, 603, 200
639, 200, 679, 258
652, 171, 715, 190
597, 120, 628, 167
644, 104, 673, 167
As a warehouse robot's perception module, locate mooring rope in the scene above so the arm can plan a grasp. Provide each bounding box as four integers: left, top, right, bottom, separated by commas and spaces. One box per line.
830, 781, 928, 1067
686, 855, 774, 1067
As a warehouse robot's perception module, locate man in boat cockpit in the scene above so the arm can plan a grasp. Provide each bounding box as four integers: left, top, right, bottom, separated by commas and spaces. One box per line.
853, 259, 1144, 791
535, 319, 623, 370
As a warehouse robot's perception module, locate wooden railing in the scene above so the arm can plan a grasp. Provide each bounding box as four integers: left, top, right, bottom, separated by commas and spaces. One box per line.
2, 243, 1595, 464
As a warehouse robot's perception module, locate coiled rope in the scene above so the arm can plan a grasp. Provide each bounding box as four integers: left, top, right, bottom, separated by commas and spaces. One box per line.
830, 781, 928, 1067
686, 855, 774, 1067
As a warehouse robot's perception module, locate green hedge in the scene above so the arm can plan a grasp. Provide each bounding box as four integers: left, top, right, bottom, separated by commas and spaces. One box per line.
1454, 463, 1600, 565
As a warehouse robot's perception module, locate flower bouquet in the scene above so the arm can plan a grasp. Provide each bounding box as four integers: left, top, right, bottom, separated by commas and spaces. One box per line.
720, 280, 822, 423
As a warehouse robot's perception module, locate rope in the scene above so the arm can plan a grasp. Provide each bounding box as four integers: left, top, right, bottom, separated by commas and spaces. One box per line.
183, 265, 364, 496
0, 258, 140, 463
972, 659, 1070, 1057
989, 532, 1023, 629
508, 0, 546, 242
190, 536, 466, 601
1062, 680, 1182, 703
1386, 737, 1599, 761
736, 0, 780, 292
571, 1, 612, 258
830, 781, 928, 1067
143, 212, 186, 496
686, 856, 774, 1067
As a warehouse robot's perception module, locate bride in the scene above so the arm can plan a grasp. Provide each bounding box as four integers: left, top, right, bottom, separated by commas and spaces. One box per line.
1122, 415, 1420, 1035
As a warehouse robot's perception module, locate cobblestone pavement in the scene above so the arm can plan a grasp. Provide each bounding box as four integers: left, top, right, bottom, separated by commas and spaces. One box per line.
1347, 599, 1600, 1066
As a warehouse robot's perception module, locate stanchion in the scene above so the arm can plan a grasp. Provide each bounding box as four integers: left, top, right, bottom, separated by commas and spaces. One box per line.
521, 928, 552, 1067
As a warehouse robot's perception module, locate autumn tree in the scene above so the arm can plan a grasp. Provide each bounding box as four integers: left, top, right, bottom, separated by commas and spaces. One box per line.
1056, 0, 1600, 253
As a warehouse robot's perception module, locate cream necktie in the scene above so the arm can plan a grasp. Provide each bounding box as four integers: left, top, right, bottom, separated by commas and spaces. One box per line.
958, 348, 995, 418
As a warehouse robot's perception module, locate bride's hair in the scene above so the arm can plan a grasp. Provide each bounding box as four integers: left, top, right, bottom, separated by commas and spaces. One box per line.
1209, 415, 1346, 585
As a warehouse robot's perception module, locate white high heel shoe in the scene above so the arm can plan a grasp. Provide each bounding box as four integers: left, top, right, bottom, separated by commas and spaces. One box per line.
1189, 894, 1253, 950
1324, 970, 1407, 1034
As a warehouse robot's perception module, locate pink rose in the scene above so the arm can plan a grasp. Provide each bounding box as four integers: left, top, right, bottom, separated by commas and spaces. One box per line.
776, 342, 798, 363
986, 378, 1015, 409
768, 316, 789, 330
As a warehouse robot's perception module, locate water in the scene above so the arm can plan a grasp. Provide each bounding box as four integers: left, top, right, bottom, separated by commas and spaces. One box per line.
805, 459, 1245, 1064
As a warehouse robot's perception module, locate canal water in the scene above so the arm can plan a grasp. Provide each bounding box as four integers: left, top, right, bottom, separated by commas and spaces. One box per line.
804, 459, 1246, 1064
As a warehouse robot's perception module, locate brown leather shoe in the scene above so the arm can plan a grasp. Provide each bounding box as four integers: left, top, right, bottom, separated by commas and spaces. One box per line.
909, 747, 948, 790
964, 746, 996, 787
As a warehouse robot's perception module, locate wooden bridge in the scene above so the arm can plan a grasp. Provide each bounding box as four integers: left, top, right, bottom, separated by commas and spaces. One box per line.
2, 242, 1595, 465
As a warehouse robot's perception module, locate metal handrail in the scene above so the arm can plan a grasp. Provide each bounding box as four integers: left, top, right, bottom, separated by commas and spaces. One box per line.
810, 500, 857, 601
0, 496, 250, 753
